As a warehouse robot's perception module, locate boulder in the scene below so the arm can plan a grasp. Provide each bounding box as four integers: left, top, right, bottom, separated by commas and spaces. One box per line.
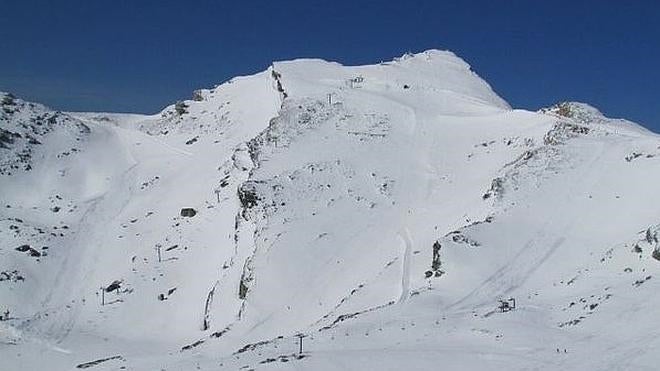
180, 208, 197, 217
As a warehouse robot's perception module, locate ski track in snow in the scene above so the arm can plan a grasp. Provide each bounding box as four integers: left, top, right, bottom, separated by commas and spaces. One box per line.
39, 122, 140, 342
397, 228, 413, 304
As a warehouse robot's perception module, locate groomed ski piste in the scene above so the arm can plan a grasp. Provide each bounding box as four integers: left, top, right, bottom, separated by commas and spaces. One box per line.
2, 50, 660, 370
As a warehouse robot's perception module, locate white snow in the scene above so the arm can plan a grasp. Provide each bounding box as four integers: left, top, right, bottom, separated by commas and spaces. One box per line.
1, 50, 660, 370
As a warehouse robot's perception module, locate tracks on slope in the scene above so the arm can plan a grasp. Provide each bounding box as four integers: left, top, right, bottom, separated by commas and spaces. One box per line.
398, 228, 414, 303
446, 139, 609, 312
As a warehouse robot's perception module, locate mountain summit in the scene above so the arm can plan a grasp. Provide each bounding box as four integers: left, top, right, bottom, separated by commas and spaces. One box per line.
1, 50, 659, 370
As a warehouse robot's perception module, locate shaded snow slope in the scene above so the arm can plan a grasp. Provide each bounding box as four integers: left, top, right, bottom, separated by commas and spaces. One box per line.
2, 50, 660, 371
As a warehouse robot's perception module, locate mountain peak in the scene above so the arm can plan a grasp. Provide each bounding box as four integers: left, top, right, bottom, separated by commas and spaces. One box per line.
272, 49, 510, 115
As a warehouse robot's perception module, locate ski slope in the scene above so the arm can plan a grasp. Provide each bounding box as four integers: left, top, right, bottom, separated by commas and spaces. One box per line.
2, 50, 660, 370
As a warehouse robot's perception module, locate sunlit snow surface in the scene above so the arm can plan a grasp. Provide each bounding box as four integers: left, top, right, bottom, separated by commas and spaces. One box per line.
2, 50, 660, 370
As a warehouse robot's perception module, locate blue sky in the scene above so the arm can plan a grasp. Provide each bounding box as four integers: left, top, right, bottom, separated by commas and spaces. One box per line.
1, 0, 658, 131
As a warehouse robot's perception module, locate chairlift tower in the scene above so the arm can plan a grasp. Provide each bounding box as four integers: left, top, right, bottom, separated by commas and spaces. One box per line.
296, 333, 305, 354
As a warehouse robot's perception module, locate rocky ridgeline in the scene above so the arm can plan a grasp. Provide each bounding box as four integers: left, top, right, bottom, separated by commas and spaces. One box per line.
0, 92, 90, 175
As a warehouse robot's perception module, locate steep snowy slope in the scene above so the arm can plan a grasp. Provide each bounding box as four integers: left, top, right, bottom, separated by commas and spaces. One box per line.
0, 69, 282, 367
2, 50, 660, 371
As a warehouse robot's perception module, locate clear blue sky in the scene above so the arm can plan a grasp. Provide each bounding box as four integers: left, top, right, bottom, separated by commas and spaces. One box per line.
1, 0, 658, 131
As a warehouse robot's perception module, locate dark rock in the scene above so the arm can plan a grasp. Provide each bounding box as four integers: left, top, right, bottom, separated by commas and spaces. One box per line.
26, 135, 41, 145
238, 182, 261, 209
174, 101, 188, 115
180, 208, 197, 217
0, 270, 25, 282
239, 279, 249, 300
432, 241, 442, 271
29, 249, 41, 257
1, 93, 16, 106
15, 244, 30, 252
105, 280, 122, 292
181, 339, 204, 351
0, 128, 21, 148
76, 355, 123, 369
16, 244, 42, 257
652, 248, 660, 262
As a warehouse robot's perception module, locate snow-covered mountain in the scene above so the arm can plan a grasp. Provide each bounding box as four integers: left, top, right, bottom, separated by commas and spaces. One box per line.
2, 50, 660, 370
